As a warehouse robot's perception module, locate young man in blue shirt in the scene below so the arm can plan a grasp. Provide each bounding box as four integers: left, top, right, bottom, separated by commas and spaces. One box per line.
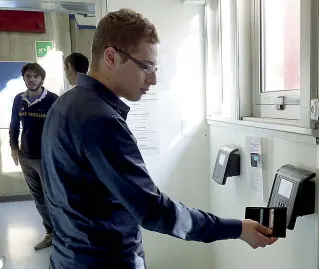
42, 9, 277, 269
9, 63, 58, 250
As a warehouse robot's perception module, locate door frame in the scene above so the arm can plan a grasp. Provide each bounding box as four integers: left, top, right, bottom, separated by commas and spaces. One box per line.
0, 0, 108, 26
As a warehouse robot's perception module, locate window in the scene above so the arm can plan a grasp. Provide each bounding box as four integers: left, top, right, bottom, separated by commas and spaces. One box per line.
252, 0, 301, 120
220, 0, 237, 117
206, 0, 317, 130
205, 0, 239, 119
261, 0, 300, 93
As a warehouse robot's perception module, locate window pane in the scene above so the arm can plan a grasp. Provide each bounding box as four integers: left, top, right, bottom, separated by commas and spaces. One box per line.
221, 0, 232, 116
261, 0, 300, 92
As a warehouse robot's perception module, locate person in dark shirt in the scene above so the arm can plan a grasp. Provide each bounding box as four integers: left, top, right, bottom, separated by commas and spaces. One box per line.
9, 63, 58, 250
41, 9, 277, 269
64, 52, 89, 86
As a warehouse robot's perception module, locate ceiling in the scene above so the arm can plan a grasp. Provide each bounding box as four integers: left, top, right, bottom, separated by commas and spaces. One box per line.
0, 1, 95, 15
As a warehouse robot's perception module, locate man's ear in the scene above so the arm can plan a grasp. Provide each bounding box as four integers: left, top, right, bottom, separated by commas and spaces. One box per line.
68, 63, 73, 72
104, 47, 117, 68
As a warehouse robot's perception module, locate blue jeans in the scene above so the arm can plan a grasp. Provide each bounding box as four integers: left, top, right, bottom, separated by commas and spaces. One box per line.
19, 153, 53, 233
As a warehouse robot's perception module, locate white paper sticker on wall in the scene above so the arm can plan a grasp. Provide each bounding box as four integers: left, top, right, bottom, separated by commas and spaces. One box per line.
246, 136, 265, 201
122, 90, 160, 155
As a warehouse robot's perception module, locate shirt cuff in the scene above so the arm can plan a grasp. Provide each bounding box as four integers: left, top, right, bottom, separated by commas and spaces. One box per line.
218, 218, 242, 240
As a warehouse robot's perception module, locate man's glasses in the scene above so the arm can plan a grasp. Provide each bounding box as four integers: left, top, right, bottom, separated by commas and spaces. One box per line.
113, 47, 158, 74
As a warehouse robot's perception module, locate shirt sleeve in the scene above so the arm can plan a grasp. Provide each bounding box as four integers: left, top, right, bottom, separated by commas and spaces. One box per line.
9, 95, 21, 150
81, 115, 242, 243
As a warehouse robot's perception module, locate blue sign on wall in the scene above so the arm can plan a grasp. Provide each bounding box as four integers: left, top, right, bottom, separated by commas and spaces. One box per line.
0, 61, 28, 92
0, 61, 28, 128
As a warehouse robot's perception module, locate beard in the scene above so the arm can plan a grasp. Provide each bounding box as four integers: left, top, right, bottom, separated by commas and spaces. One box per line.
27, 82, 42, 91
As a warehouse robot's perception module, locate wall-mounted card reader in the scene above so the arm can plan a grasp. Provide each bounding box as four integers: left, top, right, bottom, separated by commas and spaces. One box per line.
267, 164, 316, 230
212, 146, 240, 185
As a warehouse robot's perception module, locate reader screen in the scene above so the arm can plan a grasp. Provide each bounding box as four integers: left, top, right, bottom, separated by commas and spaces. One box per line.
219, 153, 226, 166
278, 178, 293, 199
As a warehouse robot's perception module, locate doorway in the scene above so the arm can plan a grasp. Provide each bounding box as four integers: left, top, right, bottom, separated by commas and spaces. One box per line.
0, 0, 102, 201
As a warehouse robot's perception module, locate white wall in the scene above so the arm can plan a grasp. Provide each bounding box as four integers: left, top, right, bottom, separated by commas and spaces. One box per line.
70, 18, 95, 60
107, 1, 211, 269
209, 123, 318, 269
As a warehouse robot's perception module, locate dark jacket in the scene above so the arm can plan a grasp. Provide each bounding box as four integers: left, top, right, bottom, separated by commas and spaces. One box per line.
41, 74, 242, 269
9, 88, 58, 159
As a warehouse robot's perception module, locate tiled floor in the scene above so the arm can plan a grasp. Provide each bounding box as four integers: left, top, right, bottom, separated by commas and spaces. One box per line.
0, 201, 51, 269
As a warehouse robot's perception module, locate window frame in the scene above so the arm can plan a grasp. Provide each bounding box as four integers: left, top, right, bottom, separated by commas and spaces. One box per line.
250, 0, 318, 126
206, 0, 319, 132
205, 0, 240, 120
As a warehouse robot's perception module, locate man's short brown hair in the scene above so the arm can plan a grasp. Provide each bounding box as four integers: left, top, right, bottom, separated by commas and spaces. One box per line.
21, 63, 46, 80
91, 8, 159, 69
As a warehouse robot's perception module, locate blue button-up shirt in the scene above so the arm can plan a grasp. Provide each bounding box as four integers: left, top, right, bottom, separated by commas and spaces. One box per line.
42, 74, 242, 269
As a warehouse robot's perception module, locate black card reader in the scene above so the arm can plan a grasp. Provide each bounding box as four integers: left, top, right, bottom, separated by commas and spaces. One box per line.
267, 164, 316, 230
212, 146, 240, 185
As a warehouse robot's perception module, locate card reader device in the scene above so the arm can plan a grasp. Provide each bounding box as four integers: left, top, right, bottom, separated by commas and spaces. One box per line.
267, 164, 316, 230
212, 146, 240, 185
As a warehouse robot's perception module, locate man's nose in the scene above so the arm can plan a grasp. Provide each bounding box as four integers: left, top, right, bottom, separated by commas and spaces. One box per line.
147, 72, 157, 86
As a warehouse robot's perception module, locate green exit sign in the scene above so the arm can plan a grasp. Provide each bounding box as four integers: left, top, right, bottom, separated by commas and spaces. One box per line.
35, 41, 53, 58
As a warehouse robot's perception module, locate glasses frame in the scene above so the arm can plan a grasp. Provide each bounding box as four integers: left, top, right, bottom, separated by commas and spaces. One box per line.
106, 47, 157, 74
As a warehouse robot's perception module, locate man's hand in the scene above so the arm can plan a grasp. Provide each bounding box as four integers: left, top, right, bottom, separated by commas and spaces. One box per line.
11, 149, 19, 166
240, 219, 278, 249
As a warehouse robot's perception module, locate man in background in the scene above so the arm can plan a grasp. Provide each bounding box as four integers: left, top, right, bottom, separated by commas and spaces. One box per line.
42, 9, 277, 269
9, 63, 58, 250
64, 52, 89, 86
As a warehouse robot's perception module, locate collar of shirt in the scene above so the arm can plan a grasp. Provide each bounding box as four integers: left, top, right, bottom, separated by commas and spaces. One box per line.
77, 74, 130, 120
21, 87, 48, 107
